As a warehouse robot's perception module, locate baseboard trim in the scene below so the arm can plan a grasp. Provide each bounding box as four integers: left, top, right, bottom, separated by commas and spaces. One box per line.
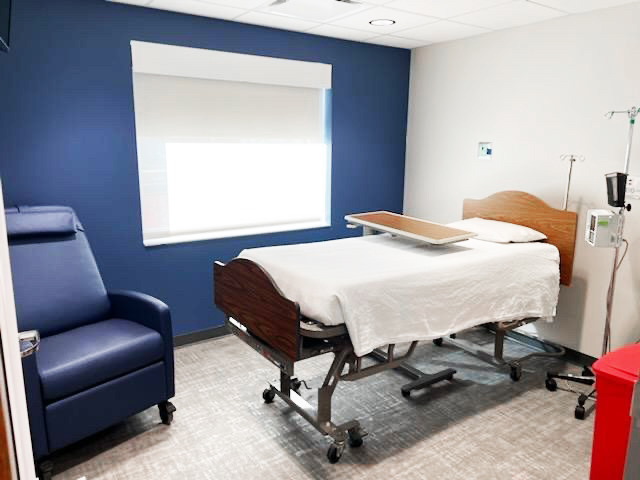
505, 329, 597, 367
174, 325, 230, 347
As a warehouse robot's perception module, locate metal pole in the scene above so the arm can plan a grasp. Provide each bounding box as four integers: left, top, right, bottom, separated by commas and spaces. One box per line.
563, 156, 574, 211
623, 109, 637, 174
601, 107, 637, 354
603, 241, 621, 355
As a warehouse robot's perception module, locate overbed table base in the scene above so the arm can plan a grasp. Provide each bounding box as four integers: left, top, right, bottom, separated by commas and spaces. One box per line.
368, 348, 456, 397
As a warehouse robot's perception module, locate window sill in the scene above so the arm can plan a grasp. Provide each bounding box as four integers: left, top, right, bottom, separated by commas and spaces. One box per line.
143, 220, 331, 247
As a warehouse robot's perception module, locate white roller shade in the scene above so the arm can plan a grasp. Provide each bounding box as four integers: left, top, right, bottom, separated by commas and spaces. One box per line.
131, 41, 331, 89
131, 42, 332, 246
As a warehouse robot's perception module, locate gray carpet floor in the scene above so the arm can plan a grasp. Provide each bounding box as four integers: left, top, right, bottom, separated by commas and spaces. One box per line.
50, 329, 595, 480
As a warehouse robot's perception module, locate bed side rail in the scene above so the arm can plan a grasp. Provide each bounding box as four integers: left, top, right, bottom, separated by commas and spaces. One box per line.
214, 259, 301, 361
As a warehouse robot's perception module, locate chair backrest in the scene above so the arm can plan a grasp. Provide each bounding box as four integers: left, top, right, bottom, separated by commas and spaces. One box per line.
6, 206, 110, 337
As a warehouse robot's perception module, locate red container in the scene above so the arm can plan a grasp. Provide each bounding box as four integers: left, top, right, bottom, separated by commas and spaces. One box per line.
590, 344, 640, 480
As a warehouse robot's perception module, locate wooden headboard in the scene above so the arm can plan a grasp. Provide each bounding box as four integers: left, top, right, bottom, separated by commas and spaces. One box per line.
462, 191, 578, 287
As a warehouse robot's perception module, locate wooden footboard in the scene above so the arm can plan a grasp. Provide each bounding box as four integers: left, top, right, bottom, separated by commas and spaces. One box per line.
214, 259, 301, 361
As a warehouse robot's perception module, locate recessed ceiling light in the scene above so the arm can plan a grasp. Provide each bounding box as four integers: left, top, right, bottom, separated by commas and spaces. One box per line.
369, 19, 395, 26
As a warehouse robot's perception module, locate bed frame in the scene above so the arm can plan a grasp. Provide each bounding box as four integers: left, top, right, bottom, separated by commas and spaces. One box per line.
214, 259, 456, 463
213, 191, 577, 463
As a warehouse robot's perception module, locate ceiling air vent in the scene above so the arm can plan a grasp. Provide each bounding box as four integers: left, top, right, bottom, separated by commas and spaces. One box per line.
263, 0, 365, 23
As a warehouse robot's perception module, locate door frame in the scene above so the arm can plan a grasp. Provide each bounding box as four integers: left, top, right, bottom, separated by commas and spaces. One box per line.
0, 180, 37, 479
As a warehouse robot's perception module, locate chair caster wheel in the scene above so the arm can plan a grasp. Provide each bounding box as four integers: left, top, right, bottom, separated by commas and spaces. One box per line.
38, 460, 54, 480
401, 388, 411, 398
545, 378, 557, 392
159, 401, 176, 425
449, 333, 457, 339
327, 443, 344, 463
348, 428, 364, 448
433, 338, 443, 347
509, 363, 522, 382
575, 405, 586, 420
262, 388, 276, 404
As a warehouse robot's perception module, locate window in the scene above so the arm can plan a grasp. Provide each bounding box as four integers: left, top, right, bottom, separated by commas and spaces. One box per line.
130, 41, 332, 246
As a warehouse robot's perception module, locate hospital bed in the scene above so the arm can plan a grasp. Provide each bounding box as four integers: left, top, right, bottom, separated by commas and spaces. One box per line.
213, 191, 577, 463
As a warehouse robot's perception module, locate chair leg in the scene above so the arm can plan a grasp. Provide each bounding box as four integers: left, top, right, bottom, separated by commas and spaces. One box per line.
158, 400, 176, 425
38, 460, 54, 480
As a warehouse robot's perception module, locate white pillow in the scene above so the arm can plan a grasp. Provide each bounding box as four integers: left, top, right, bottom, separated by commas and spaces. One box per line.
447, 217, 547, 243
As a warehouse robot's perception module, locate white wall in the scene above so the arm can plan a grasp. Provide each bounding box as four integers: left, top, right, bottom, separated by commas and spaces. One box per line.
404, 3, 640, 357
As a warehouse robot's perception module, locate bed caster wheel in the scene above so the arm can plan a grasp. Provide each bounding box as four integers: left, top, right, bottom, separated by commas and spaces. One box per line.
509, 363, 522, 382
327, 443, 344, 463
291, 378, 302, 393
262, 388, 276, 404
433, 338, 443, 347
348, 428, 364, 448
545, 378, 558, 392
159, 401, 176, 425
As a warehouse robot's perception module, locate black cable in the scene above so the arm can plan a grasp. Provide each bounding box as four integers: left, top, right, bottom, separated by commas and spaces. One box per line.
603, 239, 630, 353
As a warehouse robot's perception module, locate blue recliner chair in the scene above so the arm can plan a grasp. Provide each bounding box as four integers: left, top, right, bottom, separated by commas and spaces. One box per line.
6, 206, 176, 479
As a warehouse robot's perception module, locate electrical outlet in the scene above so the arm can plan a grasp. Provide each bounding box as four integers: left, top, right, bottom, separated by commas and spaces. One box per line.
478, 142, 493, 159
627, 176, 640, 200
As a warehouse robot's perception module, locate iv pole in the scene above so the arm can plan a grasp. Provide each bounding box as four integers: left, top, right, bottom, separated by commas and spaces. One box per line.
560, 154, 584, 211
602, 106, 637, 355
546, 105, 638, 420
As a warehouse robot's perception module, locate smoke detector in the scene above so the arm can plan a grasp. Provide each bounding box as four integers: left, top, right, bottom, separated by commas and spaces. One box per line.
264, 0, 366, 23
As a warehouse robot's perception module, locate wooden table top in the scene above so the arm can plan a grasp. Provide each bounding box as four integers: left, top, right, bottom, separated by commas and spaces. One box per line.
345, 211, 476, 245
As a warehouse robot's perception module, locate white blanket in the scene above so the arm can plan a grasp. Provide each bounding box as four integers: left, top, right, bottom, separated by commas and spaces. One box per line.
239, 235, 560, 357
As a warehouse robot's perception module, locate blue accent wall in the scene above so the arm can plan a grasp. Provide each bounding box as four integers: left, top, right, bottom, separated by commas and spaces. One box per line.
0, 0, 410, 336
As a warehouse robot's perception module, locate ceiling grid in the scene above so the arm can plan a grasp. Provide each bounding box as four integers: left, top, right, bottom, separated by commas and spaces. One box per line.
108, 0, 640, 48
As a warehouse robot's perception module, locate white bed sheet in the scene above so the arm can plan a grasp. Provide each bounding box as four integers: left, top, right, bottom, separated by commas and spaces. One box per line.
239, 235, 560, 357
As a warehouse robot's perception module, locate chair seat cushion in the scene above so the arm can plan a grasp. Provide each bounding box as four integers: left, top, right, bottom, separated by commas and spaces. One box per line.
38, 319, 165, 402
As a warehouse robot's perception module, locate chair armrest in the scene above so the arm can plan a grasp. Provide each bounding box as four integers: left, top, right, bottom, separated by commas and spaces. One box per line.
108, 290, 171, 334
108, 290, 175, 398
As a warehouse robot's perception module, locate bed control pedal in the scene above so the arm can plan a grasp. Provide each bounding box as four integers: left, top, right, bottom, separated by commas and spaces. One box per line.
290, 377, 312, 392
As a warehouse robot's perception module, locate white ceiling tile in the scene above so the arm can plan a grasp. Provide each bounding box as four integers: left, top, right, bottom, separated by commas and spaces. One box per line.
108, 0, 637, 47
528, 0, 638, 13
147, 0, 245, 19
199, 0, 270, 8
397, 20, 489, 42
234, 11, 320, 32
386, 0, 512, 19
260, 0, 369, 22
331, 6, 438, 34
307, 24, 375, 41
453, 0, 566, 29
368, 35, 427, 48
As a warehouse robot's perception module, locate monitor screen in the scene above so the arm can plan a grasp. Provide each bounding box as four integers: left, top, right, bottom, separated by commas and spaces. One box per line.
0, 0, 11, 53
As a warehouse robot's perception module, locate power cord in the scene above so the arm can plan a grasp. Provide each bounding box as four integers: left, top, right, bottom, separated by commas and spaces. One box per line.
603, 238, 630, 353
